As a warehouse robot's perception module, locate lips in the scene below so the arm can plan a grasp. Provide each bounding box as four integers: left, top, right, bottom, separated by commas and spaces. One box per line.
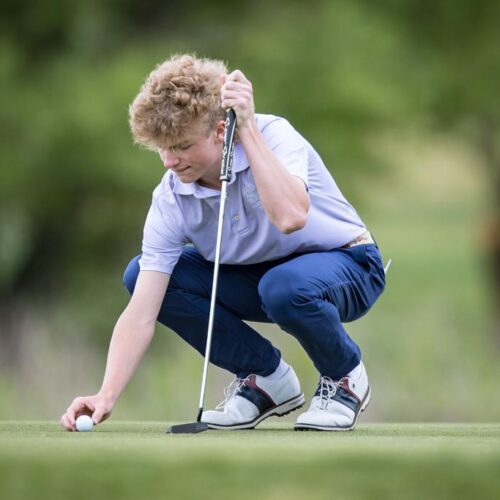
173, 165, 191, 174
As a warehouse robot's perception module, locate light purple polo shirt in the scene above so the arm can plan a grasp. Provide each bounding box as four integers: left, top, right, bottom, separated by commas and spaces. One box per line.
139, 114, 366, 275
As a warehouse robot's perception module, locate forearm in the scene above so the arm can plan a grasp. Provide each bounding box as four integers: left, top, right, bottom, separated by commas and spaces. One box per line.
98, 309, 156, 404
97, 270, 170, 405
238, 120, 310, 233
60, 268, 169, 430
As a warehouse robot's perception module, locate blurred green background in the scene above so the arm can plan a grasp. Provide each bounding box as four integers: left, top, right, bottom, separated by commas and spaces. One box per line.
1, 0, 499, 423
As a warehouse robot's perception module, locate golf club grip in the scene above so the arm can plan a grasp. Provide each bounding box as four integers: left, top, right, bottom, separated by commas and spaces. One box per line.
220, 109, 236, 181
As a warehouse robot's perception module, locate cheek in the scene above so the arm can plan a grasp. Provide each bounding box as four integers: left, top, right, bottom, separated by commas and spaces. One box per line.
188, 144, 205, 158
207, 143, 222, 161
193, 146, 217, 164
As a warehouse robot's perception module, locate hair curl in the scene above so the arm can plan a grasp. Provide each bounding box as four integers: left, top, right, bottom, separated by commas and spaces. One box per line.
129, 54, 227, 150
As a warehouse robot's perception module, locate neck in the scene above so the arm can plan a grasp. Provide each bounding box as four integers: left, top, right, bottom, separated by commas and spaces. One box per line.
197, 162, 222, 190
197, 178, 222, 190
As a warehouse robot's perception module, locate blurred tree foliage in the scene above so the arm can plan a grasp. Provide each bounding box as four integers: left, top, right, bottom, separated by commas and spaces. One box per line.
1, 0, 499, 347
376, 0, 500, 307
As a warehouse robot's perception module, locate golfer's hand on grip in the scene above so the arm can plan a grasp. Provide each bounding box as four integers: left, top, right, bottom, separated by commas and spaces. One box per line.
220, 70, 254, 130
60, 393, 113, 431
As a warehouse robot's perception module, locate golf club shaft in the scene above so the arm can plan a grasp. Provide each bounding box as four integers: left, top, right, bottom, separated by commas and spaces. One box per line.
196, 109, 236, 422
196, 180, 229, 420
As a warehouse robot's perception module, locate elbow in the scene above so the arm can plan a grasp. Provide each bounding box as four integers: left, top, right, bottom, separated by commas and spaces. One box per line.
277, 212, 308, 234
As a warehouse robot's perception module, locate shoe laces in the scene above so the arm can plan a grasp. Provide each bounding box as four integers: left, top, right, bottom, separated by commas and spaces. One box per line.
316, 376, 343, 410
215, 377, 249, 410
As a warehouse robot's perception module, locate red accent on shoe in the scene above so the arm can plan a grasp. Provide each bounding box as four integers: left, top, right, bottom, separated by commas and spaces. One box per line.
243, 375, 276, 405
338, 378, 361, 403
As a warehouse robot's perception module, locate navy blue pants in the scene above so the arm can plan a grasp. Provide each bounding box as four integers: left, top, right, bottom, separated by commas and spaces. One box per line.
123, 244, 386, 380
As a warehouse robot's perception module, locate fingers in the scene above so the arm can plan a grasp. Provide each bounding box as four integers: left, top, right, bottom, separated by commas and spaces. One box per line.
221, 98, 250, 112
221, 90, 253, 110
60, 396, 96, 432
221, 77, 252, 94
220, 70, 255, 126
222, 85, 252, 98
225, 69, 250, 85
60, 412, 75, 432
220, 71, 252, 100
92, 405, 108, 425
62, 398, 80, 430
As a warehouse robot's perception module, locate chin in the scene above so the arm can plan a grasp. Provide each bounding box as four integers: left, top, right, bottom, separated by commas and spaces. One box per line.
176, 174, 197, 184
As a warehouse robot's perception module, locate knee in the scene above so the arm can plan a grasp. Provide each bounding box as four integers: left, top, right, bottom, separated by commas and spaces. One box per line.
123, 255, 141, 295
258, 268, 312, 323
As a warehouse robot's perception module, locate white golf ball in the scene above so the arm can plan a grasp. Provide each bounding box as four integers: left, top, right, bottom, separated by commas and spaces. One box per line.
76, 415, 94, 432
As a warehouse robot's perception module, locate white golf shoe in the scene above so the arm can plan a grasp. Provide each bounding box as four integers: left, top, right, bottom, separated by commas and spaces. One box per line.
201, 366, 305, 430
294, 361, 371, 431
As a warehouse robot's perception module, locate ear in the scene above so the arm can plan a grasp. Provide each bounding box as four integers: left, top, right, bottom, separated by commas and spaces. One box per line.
214, 119, 226, 143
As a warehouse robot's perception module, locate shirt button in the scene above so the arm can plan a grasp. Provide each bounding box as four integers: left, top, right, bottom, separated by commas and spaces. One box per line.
232, 215, 240, 222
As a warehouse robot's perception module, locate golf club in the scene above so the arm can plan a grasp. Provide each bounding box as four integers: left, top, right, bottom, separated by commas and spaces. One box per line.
167, 108, 237, 434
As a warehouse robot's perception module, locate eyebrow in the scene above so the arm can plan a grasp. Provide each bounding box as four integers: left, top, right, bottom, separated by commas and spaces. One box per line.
169, 141, 191, 149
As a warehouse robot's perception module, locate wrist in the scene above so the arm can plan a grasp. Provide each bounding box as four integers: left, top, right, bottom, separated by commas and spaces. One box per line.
237, 116, 258, 140
98, 388, 119, 406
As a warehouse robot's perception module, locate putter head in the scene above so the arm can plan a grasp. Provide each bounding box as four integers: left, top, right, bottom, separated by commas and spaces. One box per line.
166, 422, 209, 434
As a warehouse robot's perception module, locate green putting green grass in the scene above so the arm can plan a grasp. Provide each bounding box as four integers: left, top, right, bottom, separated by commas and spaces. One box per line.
1, 422, 499, 500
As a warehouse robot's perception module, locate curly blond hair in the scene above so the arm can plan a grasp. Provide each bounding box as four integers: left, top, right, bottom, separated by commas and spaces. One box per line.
129, 54, 228, 150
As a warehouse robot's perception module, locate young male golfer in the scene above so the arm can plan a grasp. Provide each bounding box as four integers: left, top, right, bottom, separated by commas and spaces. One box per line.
60, 54, 386, 432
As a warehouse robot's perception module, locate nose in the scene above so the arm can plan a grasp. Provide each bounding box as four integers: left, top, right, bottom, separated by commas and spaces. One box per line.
160, 149, 180, 169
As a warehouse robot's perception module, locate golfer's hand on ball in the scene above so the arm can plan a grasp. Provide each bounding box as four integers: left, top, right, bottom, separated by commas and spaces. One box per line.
60, 394, 113, 432
220, 70, 255, 130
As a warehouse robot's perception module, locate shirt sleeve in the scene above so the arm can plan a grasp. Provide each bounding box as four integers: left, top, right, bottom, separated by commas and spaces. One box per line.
139, 182, 187, 275
260, 117, 309, 187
